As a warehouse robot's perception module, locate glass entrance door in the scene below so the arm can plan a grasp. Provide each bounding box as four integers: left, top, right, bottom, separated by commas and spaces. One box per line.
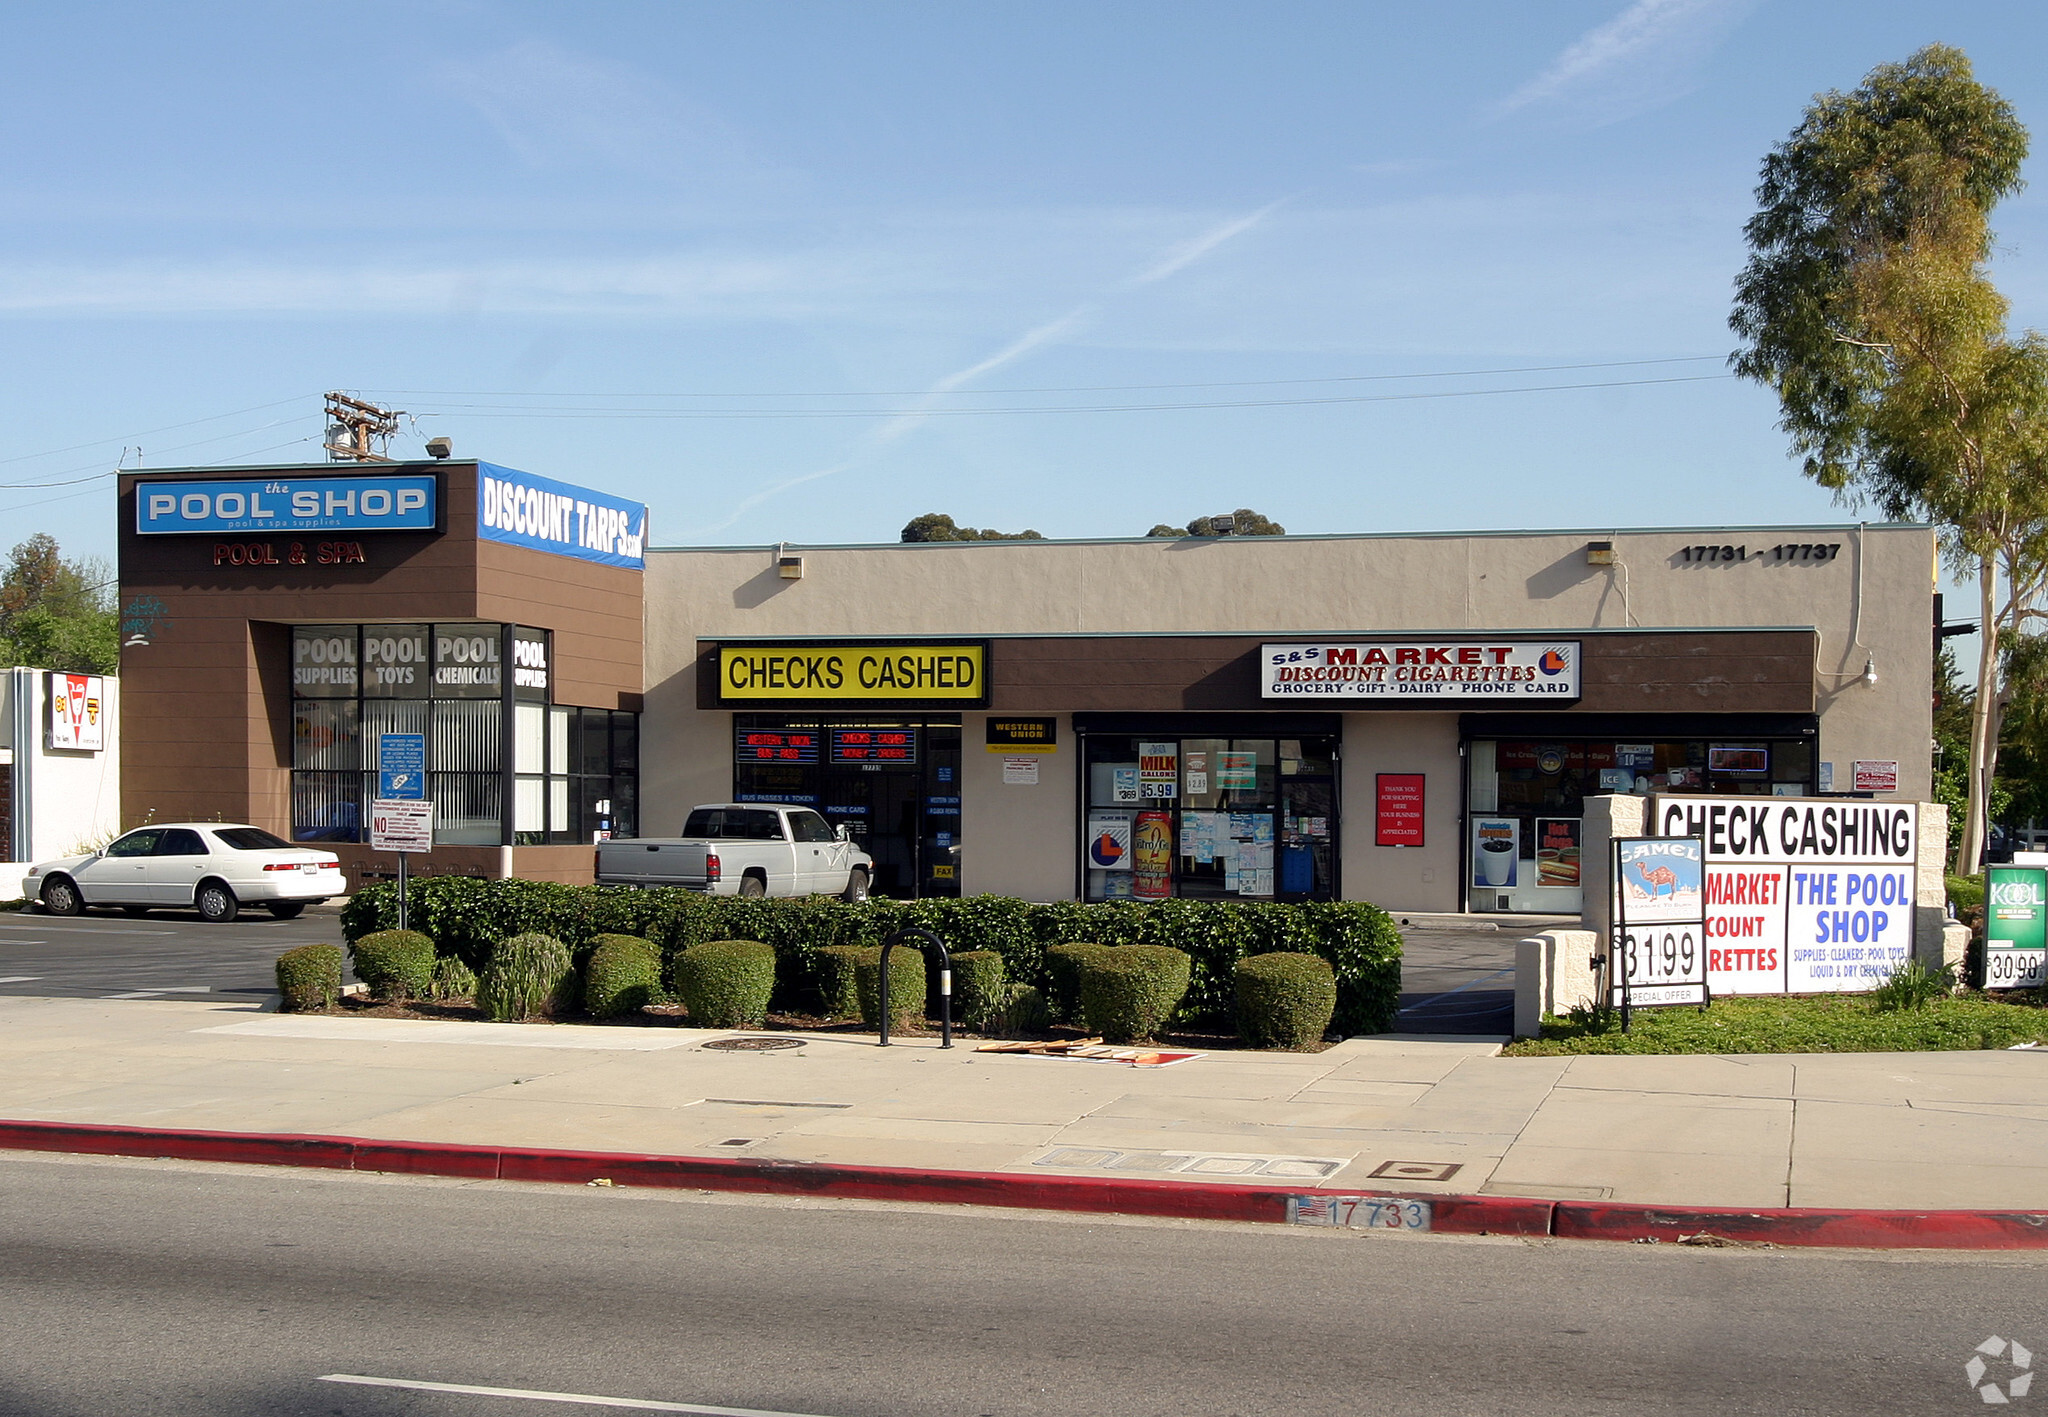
734, 716, 961, 899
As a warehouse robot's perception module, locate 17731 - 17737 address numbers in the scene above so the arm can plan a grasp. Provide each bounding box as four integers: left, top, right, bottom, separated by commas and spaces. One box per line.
1676, 543, 1841, 564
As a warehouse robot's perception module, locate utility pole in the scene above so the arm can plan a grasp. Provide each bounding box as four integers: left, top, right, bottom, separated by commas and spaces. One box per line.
323, 392, 404, 463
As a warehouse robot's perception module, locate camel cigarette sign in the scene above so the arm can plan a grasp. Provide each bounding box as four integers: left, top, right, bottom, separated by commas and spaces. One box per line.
1610, 837, 1706, 1007
1650, 795, 1920, 995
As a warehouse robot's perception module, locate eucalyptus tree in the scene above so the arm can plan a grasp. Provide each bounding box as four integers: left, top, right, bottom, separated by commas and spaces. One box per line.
1730, 44, 2048, 870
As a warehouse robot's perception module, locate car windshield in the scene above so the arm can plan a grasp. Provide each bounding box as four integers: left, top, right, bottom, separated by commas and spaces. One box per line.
210, 827, 293, 851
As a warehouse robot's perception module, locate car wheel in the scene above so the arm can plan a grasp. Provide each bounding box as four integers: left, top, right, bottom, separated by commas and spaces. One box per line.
737, 874, 767, 899
265, 902, 306, 920
841, 869, 869, 904
196, 881, 240, 923
39, 876, 83, 917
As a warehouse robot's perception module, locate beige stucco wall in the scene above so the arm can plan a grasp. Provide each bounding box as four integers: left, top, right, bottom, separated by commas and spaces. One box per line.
641, 523, 1936, 910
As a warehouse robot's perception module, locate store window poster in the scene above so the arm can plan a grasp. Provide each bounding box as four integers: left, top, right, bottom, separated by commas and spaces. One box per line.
1535, 817, 1582, 887
1472, 817, 1520, 889
1217, 751, 1257, 790
1133, 810, 1173, 898
1138, 742, 1179, 799
1087, 812, 1133, 870
1112, 767, 1140, 803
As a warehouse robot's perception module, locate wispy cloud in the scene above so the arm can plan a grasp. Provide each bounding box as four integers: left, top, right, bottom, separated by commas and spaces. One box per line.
437, 39, 780, 187
688, 203, 1278, 536
1491, 0, 1754, 126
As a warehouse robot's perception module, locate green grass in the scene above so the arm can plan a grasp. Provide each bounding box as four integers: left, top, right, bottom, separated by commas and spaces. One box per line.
1506, 991, 2048, 1056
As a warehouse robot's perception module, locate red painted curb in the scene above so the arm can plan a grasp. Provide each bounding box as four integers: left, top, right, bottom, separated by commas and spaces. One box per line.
0, 1119, 2040, 1247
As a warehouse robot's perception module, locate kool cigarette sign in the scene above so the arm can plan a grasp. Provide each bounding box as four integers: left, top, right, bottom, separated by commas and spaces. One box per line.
1261, 642, 1580, 702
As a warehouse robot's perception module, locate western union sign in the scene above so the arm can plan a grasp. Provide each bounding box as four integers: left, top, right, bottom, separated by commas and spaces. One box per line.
718, 643, 987, 703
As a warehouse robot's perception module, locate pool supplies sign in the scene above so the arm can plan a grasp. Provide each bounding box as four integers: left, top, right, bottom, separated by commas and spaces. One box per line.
1260, 641, 1580, 702
1985, 867, 2047, 989
136, 475, 437, 535
1651, 795, 1919, 996
1610, 837, 1707, 1008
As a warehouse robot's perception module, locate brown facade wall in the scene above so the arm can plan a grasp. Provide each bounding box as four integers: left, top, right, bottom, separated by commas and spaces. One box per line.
696, 630, 1817, 715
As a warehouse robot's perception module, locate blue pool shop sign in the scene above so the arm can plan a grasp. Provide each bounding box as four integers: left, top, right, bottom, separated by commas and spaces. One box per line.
134, 475, 438, 535
476, 463, 647, 569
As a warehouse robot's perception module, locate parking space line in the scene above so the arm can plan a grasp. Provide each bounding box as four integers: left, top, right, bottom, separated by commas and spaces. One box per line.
319, 1373, 837, 1416
0, 976, 43, 984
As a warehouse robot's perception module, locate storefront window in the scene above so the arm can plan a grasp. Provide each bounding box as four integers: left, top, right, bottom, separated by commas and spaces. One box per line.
290, 624, 638, 846
1080, 732, 1338, 902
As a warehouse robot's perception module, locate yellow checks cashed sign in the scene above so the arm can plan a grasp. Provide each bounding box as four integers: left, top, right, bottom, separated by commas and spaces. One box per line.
719, 644, 986, 702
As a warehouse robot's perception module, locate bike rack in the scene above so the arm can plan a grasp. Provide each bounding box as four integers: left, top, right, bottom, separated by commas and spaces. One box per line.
877, 926, 952, 1048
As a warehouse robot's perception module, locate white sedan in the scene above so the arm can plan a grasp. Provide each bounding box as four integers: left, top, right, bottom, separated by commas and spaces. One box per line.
27, 824, 346, 923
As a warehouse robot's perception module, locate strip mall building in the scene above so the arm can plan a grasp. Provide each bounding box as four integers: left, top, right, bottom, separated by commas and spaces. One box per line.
117, 459, 1934, 915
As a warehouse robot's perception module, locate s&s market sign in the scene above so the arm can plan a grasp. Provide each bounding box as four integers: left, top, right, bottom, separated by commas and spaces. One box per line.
1261, 641, 1581, 702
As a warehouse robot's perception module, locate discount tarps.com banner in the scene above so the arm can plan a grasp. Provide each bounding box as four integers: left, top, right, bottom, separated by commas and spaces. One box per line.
1650, 796, 1920, 995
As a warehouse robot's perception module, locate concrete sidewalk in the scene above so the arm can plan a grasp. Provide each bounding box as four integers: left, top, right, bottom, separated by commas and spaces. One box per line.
2, 993, 2044, 1212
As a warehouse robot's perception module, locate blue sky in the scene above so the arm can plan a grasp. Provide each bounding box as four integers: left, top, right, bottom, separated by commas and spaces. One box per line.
5, 1, 2048, 564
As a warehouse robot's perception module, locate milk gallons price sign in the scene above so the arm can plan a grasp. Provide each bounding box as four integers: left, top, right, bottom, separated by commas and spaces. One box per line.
1651, 796, 1919, 995
1985, 866, 2047, 989
1610, 837, 1707, 1007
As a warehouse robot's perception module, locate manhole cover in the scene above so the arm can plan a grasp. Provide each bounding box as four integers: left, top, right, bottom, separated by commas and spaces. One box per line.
701, 1037, 805, 1052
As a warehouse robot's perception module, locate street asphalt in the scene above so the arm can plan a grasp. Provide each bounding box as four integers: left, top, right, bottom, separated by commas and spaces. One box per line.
0, 1151, 2040, 1417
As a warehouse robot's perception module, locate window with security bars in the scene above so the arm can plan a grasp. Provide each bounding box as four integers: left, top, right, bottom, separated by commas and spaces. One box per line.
288, 624, 636, 845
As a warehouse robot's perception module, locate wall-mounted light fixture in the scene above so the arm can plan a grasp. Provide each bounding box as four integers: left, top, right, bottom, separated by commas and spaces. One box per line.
424, 436, 453, 459
778, 555, 806, 581
1585, 540, 1615, 565
1862, 656, 1877, 686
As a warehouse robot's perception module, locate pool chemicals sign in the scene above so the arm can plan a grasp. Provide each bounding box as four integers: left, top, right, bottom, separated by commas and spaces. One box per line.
476, 463, 646, 570
1610, 837, 1707, 1007
135, 475, 437, 535
717, 642, 988, 705
1261, 641, 1580, 701
1651, 795, 1920, 996
1984, 866, 2047, 989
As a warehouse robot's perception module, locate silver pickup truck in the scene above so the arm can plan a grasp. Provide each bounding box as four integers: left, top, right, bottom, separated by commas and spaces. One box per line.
595, 803, 873, 900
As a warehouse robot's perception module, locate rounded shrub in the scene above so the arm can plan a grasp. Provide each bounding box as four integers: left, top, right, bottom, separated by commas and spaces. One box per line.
348, 930, 435, 1002
855, 945, 927, 1032
1080, 945, 1191, 1043
675, 939, 777, 1028
1044, 942, 1115, 1020
582, 934, 663, 1018
477, 932, 577, 1021
951, 950, 1007, 1031
992, 982, 1049, 1037
813, 944, 866, 1019
429, 955, 478, 1002
275, 944, 342, 1012
1234, 951, 1337, 1050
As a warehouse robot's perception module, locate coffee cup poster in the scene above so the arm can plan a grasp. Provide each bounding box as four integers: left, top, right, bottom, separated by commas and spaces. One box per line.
1471, 817, 1520, 889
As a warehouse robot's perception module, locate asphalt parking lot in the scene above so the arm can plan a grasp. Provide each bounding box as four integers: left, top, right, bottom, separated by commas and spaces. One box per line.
0, 904, 350, 1000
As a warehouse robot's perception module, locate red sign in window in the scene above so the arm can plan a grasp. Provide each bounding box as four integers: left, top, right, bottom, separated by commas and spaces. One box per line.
1376, 773, 1426, 847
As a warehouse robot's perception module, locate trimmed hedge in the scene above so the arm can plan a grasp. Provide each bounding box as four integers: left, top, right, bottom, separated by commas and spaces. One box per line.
813, 945, 866, 1019
1045, 942, 1115, 1021
1080, 945, 1192, 1043
477, 933, 576, 1021
340, 882, 1401, 1034
675, 939, 776, 1028
951, 950, 1007, 1031
1234, 952, 1337, 1050
349, 930, 435, 1002
583, 934, 663, 1019
275, 944, 342, 1012
991, 982, 1048, 1036
429, 955, 478, 1002
856, 945, 926, 1032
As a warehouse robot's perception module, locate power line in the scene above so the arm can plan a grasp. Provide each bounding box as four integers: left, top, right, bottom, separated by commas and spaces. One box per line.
395, 372, 1736, 421
0, 394, 317, 470
364, 354, 1729, 401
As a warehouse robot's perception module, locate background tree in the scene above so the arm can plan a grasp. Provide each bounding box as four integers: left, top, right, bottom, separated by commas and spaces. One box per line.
1145, 509, 1285, 537
1730, 44, 2044, 871
899, 513, 1044, 543
0, 533, 117, 675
